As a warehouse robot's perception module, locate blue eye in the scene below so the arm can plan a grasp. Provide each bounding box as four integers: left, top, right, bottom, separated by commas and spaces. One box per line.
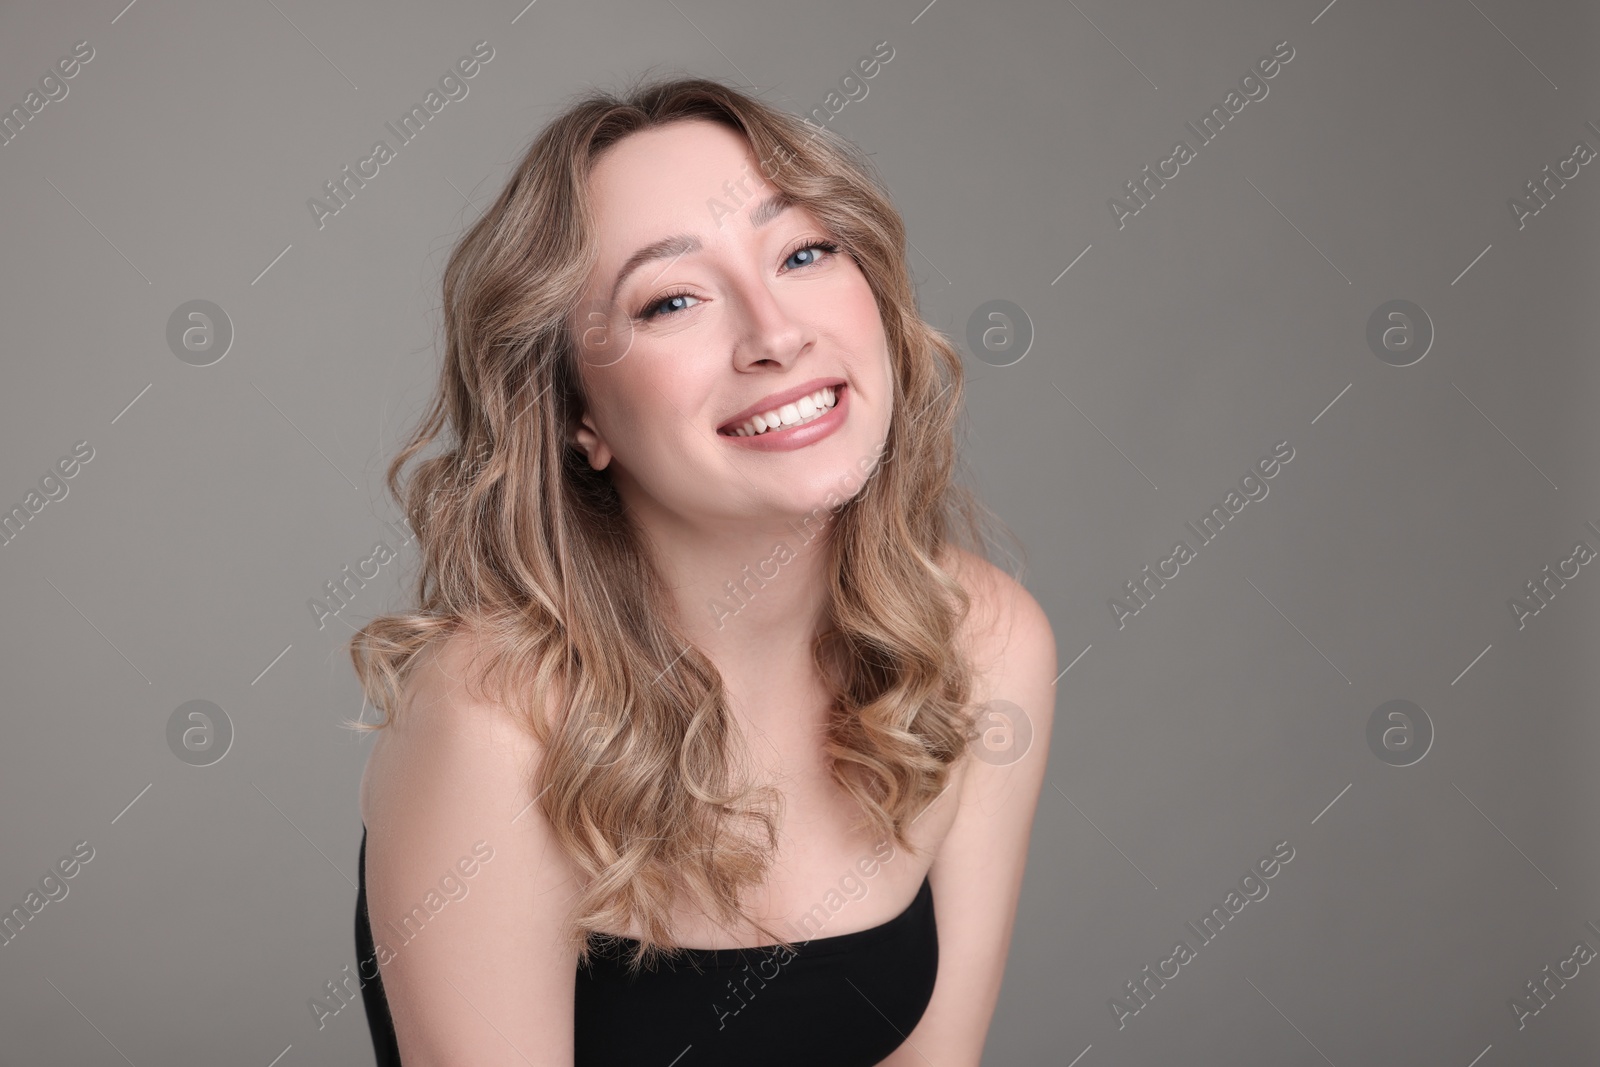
639, 290, 698, 320
785, 241, 840, 270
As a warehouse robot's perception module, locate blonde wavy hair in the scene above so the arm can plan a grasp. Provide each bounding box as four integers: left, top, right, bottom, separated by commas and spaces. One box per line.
347, 72, 1018, 971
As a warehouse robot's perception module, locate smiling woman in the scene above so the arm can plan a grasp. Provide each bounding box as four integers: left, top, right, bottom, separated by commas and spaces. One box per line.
344, 73, 1053, 1067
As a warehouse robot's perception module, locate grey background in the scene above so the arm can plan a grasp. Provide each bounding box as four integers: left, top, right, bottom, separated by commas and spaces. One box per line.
2, 0, 1597, 1063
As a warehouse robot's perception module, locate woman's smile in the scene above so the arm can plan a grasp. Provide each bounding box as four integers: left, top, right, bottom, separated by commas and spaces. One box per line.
716, 373, 852, 449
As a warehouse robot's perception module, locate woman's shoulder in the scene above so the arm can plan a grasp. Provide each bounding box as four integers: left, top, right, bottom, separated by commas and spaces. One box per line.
941, 545, 1057, 789
356, 625, 583, 1061
359, 625, 554, 831
942, 546, 1054, 673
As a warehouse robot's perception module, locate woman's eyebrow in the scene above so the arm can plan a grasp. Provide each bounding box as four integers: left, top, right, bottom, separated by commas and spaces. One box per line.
607, 194, 796, 305
746, 192, 794, 229
610, 234, 699, 306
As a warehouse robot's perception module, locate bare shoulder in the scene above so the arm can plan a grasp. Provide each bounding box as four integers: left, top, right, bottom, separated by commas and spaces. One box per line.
943, 546, 1058, 704
360, 627, 548, 820
876, 550, 1057, 1064
359, 626, 580, 1067
938, 544, 1059, 830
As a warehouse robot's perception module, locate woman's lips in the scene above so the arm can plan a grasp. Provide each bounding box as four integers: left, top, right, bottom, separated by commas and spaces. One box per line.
716, 377, 847, 434
719, 384, 849, 452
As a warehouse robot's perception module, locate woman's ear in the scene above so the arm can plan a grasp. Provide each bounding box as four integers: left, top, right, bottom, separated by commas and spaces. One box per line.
571, 412, 613, 471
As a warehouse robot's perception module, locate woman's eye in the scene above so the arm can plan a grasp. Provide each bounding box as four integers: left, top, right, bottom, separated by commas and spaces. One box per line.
640, 291, 699, 320
784, 241, 839, 270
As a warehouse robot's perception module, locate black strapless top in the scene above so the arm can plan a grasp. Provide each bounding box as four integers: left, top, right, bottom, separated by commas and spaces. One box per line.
355, 826, 939, 1066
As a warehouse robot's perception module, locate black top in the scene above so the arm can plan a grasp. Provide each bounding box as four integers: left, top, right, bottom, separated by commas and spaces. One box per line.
355, 825, 939, 1066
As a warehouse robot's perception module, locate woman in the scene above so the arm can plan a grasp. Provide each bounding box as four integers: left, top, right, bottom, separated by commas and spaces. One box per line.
348, 74, 1057, 1066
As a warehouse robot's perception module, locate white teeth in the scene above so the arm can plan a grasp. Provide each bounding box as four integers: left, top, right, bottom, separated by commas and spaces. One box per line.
729, 386, 838, 437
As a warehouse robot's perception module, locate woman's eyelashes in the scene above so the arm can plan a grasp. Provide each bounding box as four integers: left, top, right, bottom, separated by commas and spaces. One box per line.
783, 239, 840, 270
638, 288, 698, 320
635, 239, 842, 322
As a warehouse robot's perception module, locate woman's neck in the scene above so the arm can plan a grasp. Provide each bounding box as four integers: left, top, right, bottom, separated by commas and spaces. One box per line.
632, 504, 840, 727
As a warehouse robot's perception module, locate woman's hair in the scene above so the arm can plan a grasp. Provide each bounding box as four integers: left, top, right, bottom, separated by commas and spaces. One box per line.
347, 71, 1021, 971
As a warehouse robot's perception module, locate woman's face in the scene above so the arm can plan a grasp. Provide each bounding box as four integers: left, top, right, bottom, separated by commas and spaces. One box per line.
569, 117, 893, 531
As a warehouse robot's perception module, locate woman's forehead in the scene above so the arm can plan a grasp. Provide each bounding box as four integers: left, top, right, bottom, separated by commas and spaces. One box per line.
588, 119, 760, 210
